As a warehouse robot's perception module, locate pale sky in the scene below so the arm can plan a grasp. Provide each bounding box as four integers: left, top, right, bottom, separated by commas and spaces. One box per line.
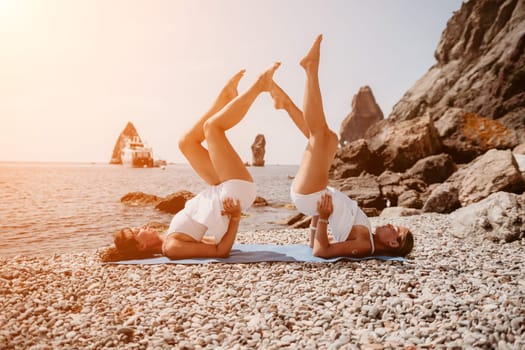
1, 0, 463, 164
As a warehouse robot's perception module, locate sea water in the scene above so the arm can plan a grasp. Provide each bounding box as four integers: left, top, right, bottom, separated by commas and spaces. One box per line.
0, 162, 298, 257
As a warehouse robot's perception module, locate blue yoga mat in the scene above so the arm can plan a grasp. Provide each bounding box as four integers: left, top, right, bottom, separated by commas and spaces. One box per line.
110, 243, 405, 264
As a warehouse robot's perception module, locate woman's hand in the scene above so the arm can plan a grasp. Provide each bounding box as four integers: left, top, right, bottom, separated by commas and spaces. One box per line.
221, 197, 241, 219
317, 192, 333, 219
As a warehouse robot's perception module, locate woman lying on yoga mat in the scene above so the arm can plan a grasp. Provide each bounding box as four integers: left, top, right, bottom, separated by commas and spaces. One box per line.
270, 34, 413, 258
100, 63, 281, 262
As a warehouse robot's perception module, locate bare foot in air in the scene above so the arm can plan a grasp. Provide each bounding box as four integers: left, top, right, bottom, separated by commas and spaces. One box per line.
219, 69, 246, 102
300, 34, 322, 70
270, 82, 290, 110
256, 62, 281, 91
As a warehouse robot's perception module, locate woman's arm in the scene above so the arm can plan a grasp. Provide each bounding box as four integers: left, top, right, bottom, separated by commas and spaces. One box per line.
309, 215, 319, 247
312, 193, 371, 258
163, 197, 241, 260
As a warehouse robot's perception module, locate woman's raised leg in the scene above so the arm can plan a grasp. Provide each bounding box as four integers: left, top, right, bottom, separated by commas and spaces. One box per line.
270, 81, 310, 139
178, 70, 245, 185
292, 34, 339, 194
204, 62, 281, 183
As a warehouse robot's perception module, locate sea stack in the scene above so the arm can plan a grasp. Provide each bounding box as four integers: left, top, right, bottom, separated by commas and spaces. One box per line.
339, 86, 384, 146
110, 122, 154, 167
251, 134, 266, 167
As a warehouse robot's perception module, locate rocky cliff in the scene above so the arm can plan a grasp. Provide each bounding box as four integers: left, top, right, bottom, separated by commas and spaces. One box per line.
110, 122, 141, 164
329, 0, 525, 222
390, 0, 524, 140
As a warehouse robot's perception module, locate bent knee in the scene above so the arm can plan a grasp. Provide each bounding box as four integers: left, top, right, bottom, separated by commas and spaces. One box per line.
203, 119, 223, 140
178, 132, 197, 154
310, 129, 339, 151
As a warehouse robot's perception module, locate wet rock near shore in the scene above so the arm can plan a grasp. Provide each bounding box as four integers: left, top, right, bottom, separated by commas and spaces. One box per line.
120, 190, 195, 215
121, 190, 270, 215
154, 190, 195, 214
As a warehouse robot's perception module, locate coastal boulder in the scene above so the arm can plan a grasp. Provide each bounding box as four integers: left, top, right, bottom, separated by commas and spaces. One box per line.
364, 115, 442, 172
251, 134, 266, 167
377, 171, 406, 207
330, 139, 384, 179
376, 169, 429, 209
337, 174, 386, 215
397, 189, 424, 209
453, 149, 525, 206
435, 108, 519, 163
406, 153, 457, 185
155, 190, 195, 214
423, 183, 461, 213
450, 191, 525, 242
339, 86, 384, 146
380, 207, 422, 217
120, 192, 162, 206
514, 143, 525, 174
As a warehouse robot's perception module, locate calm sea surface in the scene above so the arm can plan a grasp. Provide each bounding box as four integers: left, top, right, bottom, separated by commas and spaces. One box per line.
0, 162, 298, 257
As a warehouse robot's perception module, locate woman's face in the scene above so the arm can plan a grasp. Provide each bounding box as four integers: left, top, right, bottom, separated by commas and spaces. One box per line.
375, 224, 408, 249
133, 225, 159, 251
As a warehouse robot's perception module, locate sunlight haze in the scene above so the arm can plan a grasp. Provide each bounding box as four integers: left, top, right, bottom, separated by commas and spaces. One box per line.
0, 0, 463, 164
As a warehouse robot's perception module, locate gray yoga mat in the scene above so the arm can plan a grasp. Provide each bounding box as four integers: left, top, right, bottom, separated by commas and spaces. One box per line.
110, 243, 405, 264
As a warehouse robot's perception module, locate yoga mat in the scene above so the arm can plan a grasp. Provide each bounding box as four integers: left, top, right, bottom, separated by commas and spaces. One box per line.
109, 243, 405, 265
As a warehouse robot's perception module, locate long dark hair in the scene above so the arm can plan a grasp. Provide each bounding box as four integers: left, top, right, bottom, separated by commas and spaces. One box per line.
99, 227, 159, 262
394, 229, 414, 257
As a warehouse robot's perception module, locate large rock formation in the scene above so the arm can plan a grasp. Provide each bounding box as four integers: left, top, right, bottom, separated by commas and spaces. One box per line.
390, 0, 525, 141
364, 115, 442, 172
339, 86, 384, 146
328, 0, 525, 219
110, 122, 140, 165
251, 134, 266, 167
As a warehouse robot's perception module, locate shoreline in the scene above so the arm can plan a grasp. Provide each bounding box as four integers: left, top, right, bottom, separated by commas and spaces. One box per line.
1, 213, 524, 349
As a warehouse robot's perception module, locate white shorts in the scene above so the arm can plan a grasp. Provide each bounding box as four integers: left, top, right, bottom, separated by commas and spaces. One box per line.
290, 186, 370, 242
169, 179, 257, 242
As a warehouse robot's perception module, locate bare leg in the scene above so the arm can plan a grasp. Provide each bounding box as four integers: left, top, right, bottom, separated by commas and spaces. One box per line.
270, 82, 310, 139
178, 70, 245, 185
204, 62, 281, 183
292, 34, 339, 194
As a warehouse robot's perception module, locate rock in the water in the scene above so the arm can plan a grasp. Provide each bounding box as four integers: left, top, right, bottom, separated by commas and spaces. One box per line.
253, 196, 268, 207
450, 191, 525, 242
120, 192, 162, 206
339, 86, 384, 146
155, 190, 195, 214
251, 134, 266, 167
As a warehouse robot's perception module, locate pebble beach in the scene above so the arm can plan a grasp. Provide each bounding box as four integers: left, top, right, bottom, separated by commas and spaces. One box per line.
1, 213, 524, 349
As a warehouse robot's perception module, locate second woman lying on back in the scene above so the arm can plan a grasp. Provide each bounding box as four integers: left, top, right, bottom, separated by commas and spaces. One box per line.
270, 34, 413, 259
